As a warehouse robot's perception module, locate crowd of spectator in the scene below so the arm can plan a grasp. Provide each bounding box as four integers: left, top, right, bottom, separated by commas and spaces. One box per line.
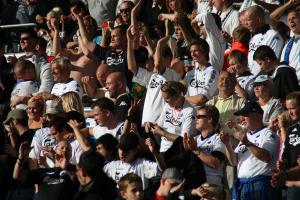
0, 0, 300, 200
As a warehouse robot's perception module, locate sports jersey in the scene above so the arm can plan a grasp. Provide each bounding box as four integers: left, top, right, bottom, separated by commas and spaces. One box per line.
103, 158, 159, 189
92, 122, 124, 140
51, 78, 83, 97
134, 67, 180, 126
280, 36, 300, 84
196, 133, 225, 186
11, 80, 39, 109
220, 6, 239, 36
282, 122, 300, 168
184, 63, 219, 99
248, 25, 284, 75
157, 101, 196, 152
29, 128, 55, 159
234, 127, 279, 178
195, 12, 226, 71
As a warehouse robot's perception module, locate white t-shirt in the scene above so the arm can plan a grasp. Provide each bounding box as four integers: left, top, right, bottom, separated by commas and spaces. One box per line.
196, 133, 225, 186
248, 28, 284, 75
11, 80, 39, 109
134, 67, 180, 126
234, 127, 279, 178
184, 63, 219, 99
70, 139, 83, 164
237, 73, 256, 98
103, 158, 159, 189
195, 12, 226, 71
280, 36, 300, 84
220, 6, 239, 36
196, 0, 212, 14
157, 101, 196, 152
29, 127, 55, 159
51, 79, 83, 97
92, 122, 124, 140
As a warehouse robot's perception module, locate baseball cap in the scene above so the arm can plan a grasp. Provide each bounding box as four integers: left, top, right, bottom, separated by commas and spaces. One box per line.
234, 101, 264, 116
45, 100, 63, 115
253, 75, 272, 85
161, 168, 183, 183
4, 109, 28, 124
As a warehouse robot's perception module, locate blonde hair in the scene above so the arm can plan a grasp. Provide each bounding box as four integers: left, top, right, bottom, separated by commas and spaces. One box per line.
279, 111, 293, 129
60, 92, 84, 115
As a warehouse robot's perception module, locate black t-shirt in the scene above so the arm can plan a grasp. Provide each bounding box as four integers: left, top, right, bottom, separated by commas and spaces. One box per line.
26, 167, 77, 200
94, 46, 133, 88
16, 129, 35, 151
282, 123, 300, 168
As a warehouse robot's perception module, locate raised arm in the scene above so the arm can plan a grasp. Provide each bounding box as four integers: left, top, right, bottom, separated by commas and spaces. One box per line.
127, 26, 138, 75
68, 120, 91, 151
50, 18, 62, 55
270, 0, 297, 21
220, 131, 237, 166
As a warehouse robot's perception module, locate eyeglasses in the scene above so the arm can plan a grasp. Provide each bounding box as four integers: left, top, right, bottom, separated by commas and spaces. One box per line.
120, 8, 130, 13
196, 115, 207, 119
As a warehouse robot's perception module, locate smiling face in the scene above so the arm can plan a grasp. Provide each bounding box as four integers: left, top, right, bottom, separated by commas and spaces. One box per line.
28, 101, 43, 120
119, 2, 131, 23
190, 44, 207, 64
218, 71, 236, 94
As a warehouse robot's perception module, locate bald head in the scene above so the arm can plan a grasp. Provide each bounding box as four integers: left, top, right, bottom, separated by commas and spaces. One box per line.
96, 63, 113, 87
106, 72, 127, 98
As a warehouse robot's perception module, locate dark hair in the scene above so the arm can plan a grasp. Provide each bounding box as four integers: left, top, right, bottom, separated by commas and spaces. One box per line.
162, 46, 173, 58
228, 50, 248, 65
65, 111, 86, 129
118, 173, 142, 192
189, 38, 210, 61
134, 46, 149, 65
161, 81, 187, 97
78, 150, 105, 178
287, 8, 300, 18
248, 5, 265, 20
49, 116, 69, 133
118, 133, 139, 152
20, 28, 37, 39
96, 134, 118, 153
92, 97, 115, 113
120, 0, 135, 9
286, 91, 300, 106
197, 105, 220, 128
232, 26, 251, 46
253, 45, 277, 61
70, 0, 88, 14
113, 24, 129, 37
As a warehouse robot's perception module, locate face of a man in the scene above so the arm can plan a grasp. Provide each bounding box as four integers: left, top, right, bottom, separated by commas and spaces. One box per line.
212, 0, 223, 11
118, 148, 137, 163
244, 11, 257, 33
93, 106, 107, 126
190, 44, 206, 64
106, 76, 120, 98
51, 62, 67, 83
20, 33, 36, 52
174, 25, 184, 40
119, 2, 131, 23
218, 72, 235, 94
287, 11, 300, 35
286, 99, 300, 121
255, 59, 272, 72
110, 29, 124, 49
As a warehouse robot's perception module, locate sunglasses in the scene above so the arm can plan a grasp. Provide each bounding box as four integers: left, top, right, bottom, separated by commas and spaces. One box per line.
120, 8, 130, 13
196, 114, 207, 119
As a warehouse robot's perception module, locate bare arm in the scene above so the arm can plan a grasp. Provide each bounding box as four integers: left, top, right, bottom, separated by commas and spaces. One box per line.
145, 138, 167, 171
254, 0, 280, 12
127, 26, 138, 75
270, 0, 295, 21
50, 18, 62, 55
219, 131, 237, 166
151, 124, 179, 142
68, 120, 91, 151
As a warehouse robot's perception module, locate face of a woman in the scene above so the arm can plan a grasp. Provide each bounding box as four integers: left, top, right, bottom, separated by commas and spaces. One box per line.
253, 82, 270, 98
168, 0, 176, 11
28, 102, 42, 119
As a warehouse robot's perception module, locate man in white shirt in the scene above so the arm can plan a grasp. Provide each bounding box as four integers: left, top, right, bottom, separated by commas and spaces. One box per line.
220, 101, 280, 200
245, 5, 284, 75
184, 39, 219, 106
50, 57, 83, 97
280, 9, 300, 84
